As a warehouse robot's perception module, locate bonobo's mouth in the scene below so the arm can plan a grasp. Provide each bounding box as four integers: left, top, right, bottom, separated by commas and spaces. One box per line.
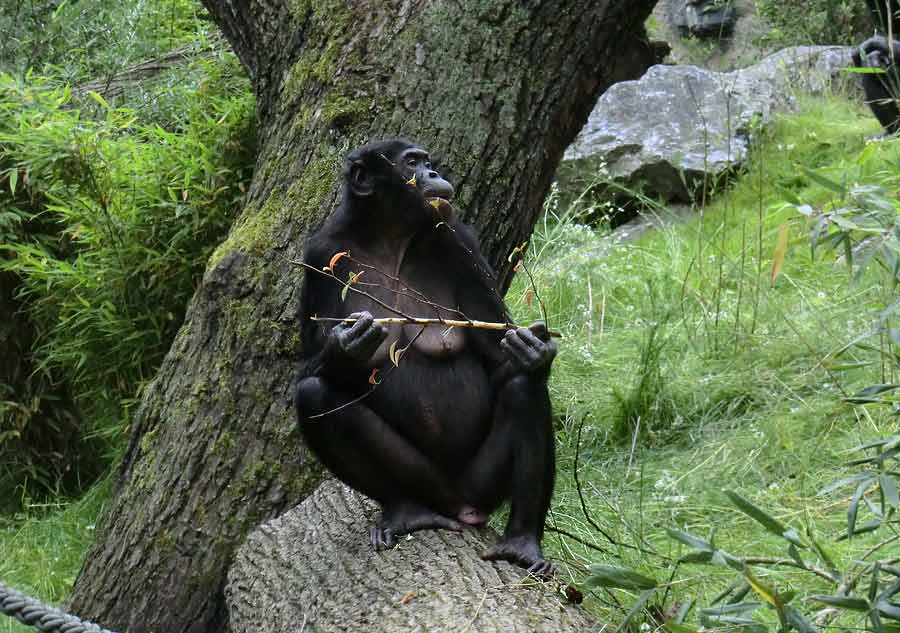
422, 189, 452, 201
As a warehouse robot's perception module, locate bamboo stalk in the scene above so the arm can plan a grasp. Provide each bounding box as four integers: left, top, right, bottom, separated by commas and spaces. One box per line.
310, 316, 562, 338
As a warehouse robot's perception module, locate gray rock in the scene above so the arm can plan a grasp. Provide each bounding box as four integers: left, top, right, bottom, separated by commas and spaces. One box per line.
226, 480, 598, 633
564, 46, 854, 203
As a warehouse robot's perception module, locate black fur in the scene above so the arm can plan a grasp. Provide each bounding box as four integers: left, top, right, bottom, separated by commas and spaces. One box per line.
294, 139, 557, 574
853, 36, 900, 136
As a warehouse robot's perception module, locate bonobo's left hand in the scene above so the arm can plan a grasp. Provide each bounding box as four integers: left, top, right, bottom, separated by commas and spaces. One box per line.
501, 322, 557, 373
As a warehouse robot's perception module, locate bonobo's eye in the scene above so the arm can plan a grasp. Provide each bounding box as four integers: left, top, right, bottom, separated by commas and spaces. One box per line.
425, 161, 432, 170
406, 158, 417, 167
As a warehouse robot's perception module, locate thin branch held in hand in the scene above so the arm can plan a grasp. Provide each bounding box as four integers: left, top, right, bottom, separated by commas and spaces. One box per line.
290, 259, 417, 321
310, 316, 563, 338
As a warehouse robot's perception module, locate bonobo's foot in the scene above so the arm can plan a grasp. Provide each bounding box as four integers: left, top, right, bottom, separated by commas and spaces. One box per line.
482, 535, 553, 577
370, 501, 462, 550
458, 505, 489, 526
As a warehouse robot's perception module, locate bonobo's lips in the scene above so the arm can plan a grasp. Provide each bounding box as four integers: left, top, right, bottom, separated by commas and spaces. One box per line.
422, 187, 453, 201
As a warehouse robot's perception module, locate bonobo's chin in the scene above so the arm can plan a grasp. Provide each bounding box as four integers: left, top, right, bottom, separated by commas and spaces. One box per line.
425, 196, 454, 223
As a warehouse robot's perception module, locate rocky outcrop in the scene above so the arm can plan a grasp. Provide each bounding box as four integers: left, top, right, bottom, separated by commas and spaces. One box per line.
563, 46, 854, 204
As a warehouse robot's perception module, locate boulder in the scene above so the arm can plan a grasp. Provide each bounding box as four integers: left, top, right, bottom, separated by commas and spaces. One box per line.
563, 46, 854, 205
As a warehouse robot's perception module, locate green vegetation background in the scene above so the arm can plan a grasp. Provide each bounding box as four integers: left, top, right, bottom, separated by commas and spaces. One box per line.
1, 1, 898, 632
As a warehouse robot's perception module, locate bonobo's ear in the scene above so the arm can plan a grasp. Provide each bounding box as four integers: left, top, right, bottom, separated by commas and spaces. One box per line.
348, 160, 374, 197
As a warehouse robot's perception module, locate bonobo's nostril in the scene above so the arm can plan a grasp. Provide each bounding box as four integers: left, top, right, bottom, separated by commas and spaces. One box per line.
427, 170, 438, 178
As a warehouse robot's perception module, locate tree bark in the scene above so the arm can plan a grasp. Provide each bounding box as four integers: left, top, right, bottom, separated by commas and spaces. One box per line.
227, 480, 598, 632
69, 2, 660, 632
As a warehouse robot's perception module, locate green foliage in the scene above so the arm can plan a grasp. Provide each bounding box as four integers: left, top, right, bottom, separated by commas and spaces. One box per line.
504, 96, 900, 632
0, 0, 213, 83
756, 0, 871, 47
0, 60, 254, 502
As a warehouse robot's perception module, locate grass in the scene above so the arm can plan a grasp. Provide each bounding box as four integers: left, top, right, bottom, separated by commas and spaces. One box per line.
1, 94, 899, 632
505, 94, 900, 629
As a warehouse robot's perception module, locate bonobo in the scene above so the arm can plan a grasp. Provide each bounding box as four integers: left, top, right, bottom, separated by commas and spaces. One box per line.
294, 139, 557, 574
853, 36, 900, 136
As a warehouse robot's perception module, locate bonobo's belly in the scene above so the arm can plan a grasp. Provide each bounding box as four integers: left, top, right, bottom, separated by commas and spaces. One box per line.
367, 351, 492, 471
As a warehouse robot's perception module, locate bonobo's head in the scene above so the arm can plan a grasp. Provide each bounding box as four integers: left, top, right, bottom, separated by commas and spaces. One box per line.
343, 138, 454, 225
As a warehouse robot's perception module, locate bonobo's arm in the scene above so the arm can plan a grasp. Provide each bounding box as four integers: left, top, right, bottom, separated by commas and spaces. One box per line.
297, 239, 386, 385
441, 221, 557, 384
854, 36, 900, 67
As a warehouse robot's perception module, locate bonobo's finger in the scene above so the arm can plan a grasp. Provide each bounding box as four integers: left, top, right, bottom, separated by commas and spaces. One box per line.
516, 327, 546, 351
354, 320, 387, 347
345, 311, 374, 337
528, 321, 550, 341
501, 334, 533, 367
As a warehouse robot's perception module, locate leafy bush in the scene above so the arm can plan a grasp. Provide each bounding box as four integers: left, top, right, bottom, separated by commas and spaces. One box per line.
0, 57, 255, 503
0, 0, 213, 83
756, 0, 872, 47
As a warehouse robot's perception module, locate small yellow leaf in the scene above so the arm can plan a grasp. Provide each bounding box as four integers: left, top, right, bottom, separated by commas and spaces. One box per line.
388, 340, 399, 367
428, 199, 441, 209
328, 251, 349, 271
348, 271, 364, 284
507, 241, 529, 263
406, 175, 417, 187
368, 368, 381, 385
745, 569, 779, 609
400, 591, 416, 604
524, 287, 533, 307
770, 223, 789, 284
182, 189, 189, 202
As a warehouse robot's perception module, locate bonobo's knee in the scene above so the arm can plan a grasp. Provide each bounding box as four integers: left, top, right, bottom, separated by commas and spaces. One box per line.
294, 376, 328, 422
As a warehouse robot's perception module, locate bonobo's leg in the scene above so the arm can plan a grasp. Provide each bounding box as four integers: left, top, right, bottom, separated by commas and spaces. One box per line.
295, 377, 463, 548
459, 374, 555, 574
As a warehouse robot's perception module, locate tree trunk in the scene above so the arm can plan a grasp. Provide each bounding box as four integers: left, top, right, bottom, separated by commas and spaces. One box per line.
226, 480, 598, 632
69, 2, 660, 632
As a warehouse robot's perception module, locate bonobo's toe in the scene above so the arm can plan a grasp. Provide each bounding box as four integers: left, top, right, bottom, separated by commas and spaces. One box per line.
370, 526, 396, 550
482, 535, 553, 577
371, 502, 461, 551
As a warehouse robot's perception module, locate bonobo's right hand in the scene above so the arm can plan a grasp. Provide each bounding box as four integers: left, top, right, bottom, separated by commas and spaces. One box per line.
327, 311, 387, 364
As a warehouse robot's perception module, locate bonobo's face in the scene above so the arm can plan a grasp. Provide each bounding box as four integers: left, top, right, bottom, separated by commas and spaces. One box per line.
395, 146, 454, 201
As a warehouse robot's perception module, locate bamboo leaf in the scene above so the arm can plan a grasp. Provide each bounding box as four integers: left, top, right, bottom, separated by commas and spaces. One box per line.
784, 605, 820, 633
771, 223, 790, 284
725, 491, 800, 545
808, 595, 870, 611
801, 166, 847, 194
666, 528, 713, 552
744, 570, 779, 608
881, 475, 899, 511
615, 588, 656, 633
849, 478, 870, 537
584, 564, 657, 590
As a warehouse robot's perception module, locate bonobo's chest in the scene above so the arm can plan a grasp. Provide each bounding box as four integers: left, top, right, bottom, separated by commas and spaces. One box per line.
340, 242, 467, 362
